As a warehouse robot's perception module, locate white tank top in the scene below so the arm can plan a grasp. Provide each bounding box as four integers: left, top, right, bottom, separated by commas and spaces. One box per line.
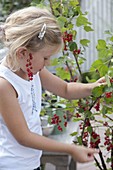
0, 65, 42, 170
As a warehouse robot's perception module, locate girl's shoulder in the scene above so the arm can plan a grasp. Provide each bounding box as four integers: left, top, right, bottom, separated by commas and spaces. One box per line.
0, 77, 14, 97
0, 76, 17, 101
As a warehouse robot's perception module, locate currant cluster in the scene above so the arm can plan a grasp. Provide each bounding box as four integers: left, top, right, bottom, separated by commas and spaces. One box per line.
75, 112, 81, 118
85, 119, 90, 127
103, 122, 108, 126
63, 31, 73, 43
79, 122, 83, 130
26, 53, 33, 81
73, 49, 81, 55
78, 100, 89, 111
90, 131, 100, 148
104, 132, 113, 151
105, 92, 112, 98
82, 131, 88, 146
63, 31, 73, 51
94, 100, 100, 111
63, 31, 81, 55
78, 122, 101, 148
110, 78, 113, 83
70, 77, 78, 82
51, 113, 67, 131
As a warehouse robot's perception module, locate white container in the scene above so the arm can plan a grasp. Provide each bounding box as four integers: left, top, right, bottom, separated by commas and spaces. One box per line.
42, 124, 55, 136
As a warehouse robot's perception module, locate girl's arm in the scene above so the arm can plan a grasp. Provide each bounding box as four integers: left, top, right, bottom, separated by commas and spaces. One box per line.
39, 68, 106, 100
0, 78, 98, 163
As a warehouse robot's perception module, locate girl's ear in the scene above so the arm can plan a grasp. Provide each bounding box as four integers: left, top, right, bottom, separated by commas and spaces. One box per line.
16, 47, 28, 59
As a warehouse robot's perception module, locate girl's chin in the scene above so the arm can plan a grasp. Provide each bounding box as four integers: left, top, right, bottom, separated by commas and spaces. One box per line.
33, 70, 41, 74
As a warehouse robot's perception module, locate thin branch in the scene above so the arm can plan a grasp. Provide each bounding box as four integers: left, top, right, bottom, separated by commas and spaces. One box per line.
97, 146, 107, 170
94, 156, 103, 170
81, 97, 100, 139
60, 0, 63, 15
49, 0, 55, 15
65, 61, 74, 81
73, 54, 82, 78
105, 114, 113, 121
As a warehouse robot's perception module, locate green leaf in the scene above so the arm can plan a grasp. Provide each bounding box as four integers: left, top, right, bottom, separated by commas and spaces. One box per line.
76, 15, 89, 27
92, 86, 104, 97
110, 36, 113, 42
98, 120, 104, 124
105, 74, 111, 87
98, 49, 108, 59
90, 59, 108, 76
69, 0, 79, 6
87, 126, 93, 133
101, 106, 107, 115
86, 76, 96, 83
77, 136, 82, 145
57, 16, 67, 28
56, 67, 70, 80
99, 65, 108, 77
106, 128, 111, 136
84, 26, 94, 32
69, 42, 77, 51
85, 110, 92, 118
70, 131, 78, 136
96, 39, 106, 50
51, 58, 59, 66
73, 118, 82, 122
80, 39, 90, 47
106, 157, 111, 163
90, 60, 103, 71
104, 30, 112, 35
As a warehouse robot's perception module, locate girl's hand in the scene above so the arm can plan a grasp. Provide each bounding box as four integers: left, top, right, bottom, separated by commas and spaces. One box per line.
91, 76, 107, 90
70, 144, 99, 163
96, 76, 107, 86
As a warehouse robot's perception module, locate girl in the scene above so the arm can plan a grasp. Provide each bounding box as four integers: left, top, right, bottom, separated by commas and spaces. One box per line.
0, 6, 106, 170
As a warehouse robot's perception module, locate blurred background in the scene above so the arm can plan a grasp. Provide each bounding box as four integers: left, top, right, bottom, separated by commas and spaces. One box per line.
0, 0, 113, 72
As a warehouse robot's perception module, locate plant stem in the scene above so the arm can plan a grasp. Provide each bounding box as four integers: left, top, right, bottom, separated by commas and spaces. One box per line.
97, 146, 107, 170
108, 55, 113, 67
73, 54, 82, 78
105, 115, 113, 121
81, 97, 100, 139
65, 61, 74, 81
89, 97, 100, 111
49, 0, 55, 15
94, 156, 103, 170
60, 0, 63, 15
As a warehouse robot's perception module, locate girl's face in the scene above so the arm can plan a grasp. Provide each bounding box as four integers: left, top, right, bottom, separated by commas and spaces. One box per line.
19, 45, 61, 77
31, 45, 60, 74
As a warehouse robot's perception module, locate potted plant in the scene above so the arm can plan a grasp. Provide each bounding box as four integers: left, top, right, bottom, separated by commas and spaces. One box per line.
41, 91, 68, 134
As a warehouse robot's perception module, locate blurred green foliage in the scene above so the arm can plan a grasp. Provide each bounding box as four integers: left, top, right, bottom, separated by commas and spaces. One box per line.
0, 0, 33, 21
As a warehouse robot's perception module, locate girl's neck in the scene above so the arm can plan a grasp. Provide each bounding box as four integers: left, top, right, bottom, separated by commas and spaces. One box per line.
1, 61, 29, 81
15, 69, 29, 81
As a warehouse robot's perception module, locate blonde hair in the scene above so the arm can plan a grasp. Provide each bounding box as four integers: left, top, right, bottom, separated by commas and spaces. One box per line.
0, 6, 62, 71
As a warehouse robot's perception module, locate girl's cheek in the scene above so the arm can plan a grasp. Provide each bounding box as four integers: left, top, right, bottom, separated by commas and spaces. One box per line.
45, 60, 50, 66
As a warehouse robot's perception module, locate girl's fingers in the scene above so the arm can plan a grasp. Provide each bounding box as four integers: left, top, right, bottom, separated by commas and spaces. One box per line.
87, 154, 94, 162
88, 148, 99, 154
86, 149, 99, 162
